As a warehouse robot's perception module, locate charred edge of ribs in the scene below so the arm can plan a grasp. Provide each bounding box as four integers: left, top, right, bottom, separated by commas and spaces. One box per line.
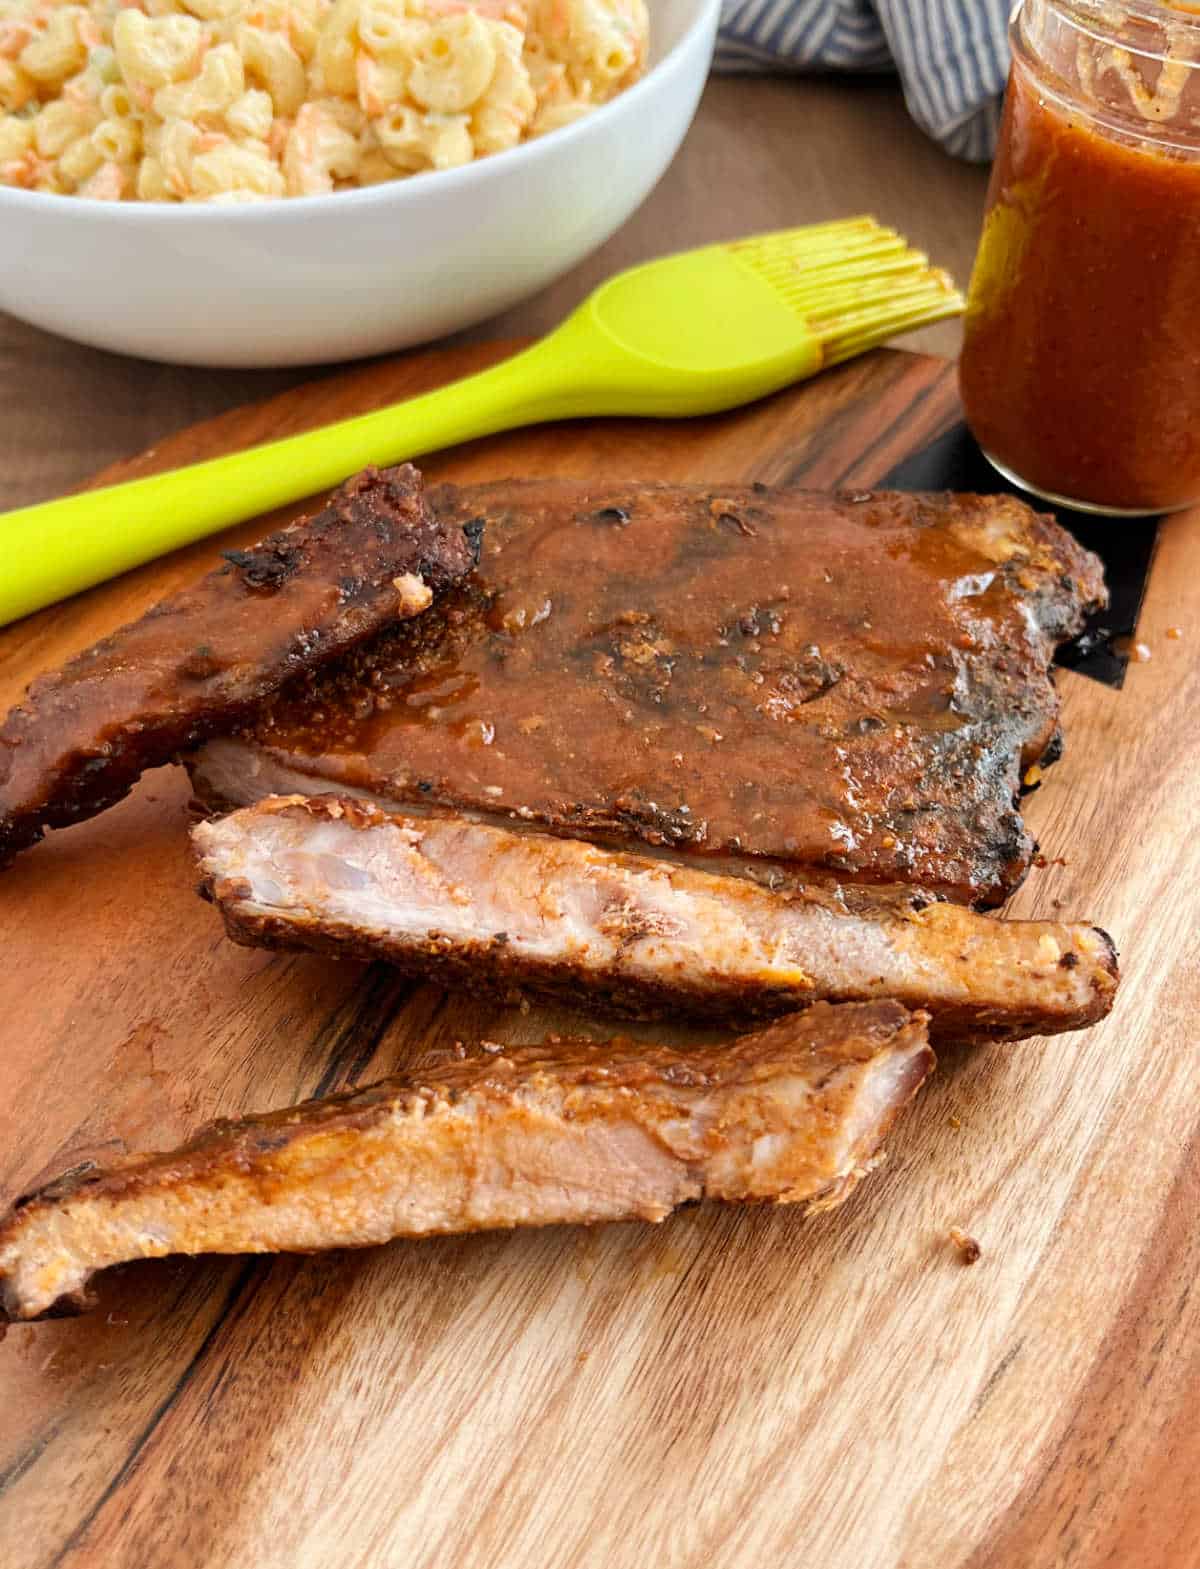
193, 795, 1119, 1046
0, 1001, 933, 1322
215, 483, 1108, 908
0, 464, 480, 865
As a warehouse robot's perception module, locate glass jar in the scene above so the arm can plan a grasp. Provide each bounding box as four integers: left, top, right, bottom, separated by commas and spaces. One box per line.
958, 0, 1200, 515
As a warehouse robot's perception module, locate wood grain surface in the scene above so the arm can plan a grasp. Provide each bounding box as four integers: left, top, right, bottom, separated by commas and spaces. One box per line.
1, 343, 1196, 1569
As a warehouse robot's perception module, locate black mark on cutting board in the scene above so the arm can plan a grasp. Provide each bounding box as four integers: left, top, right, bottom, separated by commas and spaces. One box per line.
884, 422, 1160, 689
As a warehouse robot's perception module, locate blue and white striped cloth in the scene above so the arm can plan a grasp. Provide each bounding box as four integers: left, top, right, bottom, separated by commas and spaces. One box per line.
715, 0, 1011, 161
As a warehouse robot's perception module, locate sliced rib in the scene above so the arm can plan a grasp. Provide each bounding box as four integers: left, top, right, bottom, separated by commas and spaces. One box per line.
0, 1001, 932, 1322
193, 795, 1118, 1045
0, 465, 481, 864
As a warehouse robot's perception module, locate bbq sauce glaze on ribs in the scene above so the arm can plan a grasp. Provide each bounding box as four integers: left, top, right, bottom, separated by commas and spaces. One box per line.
0, 1001, 932, 1322
0, 465, 481, 865
191, 482, 1106, 907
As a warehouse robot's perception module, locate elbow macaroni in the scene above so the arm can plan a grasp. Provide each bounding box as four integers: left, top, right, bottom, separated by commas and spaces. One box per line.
0, 0, 647, 200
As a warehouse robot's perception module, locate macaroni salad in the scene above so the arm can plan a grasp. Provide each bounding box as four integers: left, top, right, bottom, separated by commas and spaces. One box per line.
0, 0, 648, 199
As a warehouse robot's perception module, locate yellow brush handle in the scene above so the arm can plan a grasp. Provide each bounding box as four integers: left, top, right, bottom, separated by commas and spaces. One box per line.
0, 337, 589, 629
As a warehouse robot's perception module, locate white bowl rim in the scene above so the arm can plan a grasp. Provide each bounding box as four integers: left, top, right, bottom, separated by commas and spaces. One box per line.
0, 0, 719, 226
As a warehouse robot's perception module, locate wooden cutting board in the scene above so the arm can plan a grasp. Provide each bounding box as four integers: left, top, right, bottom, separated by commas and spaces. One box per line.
1, 345, 1197, 1569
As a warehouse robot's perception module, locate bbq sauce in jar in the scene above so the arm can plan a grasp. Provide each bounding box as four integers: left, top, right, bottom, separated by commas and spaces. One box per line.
959, 0, 1200, 515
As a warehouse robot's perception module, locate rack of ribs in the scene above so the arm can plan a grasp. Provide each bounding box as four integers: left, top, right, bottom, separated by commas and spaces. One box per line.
0, 1001, 932, 1322
0, 465, 481, 865
193, 795, 1117, 1046
190, 481, 1106, 908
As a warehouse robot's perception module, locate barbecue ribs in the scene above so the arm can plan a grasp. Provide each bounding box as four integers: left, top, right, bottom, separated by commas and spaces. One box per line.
0, 1001, 932, 1321
191, 482, 1105, 906
0, 465, 480, 864
194, 796, 1117, 1045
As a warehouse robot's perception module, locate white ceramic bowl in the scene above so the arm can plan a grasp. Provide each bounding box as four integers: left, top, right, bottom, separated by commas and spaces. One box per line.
0, 0, 718, 368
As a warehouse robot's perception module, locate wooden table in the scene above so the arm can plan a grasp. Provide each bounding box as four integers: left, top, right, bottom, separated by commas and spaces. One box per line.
0, 76, 988, 508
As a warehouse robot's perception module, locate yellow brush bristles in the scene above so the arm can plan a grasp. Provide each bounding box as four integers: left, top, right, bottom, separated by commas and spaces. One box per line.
728, 217, 965, 364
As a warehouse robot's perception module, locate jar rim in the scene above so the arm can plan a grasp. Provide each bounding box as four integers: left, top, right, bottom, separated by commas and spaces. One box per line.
1020, 0, 1200, 59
